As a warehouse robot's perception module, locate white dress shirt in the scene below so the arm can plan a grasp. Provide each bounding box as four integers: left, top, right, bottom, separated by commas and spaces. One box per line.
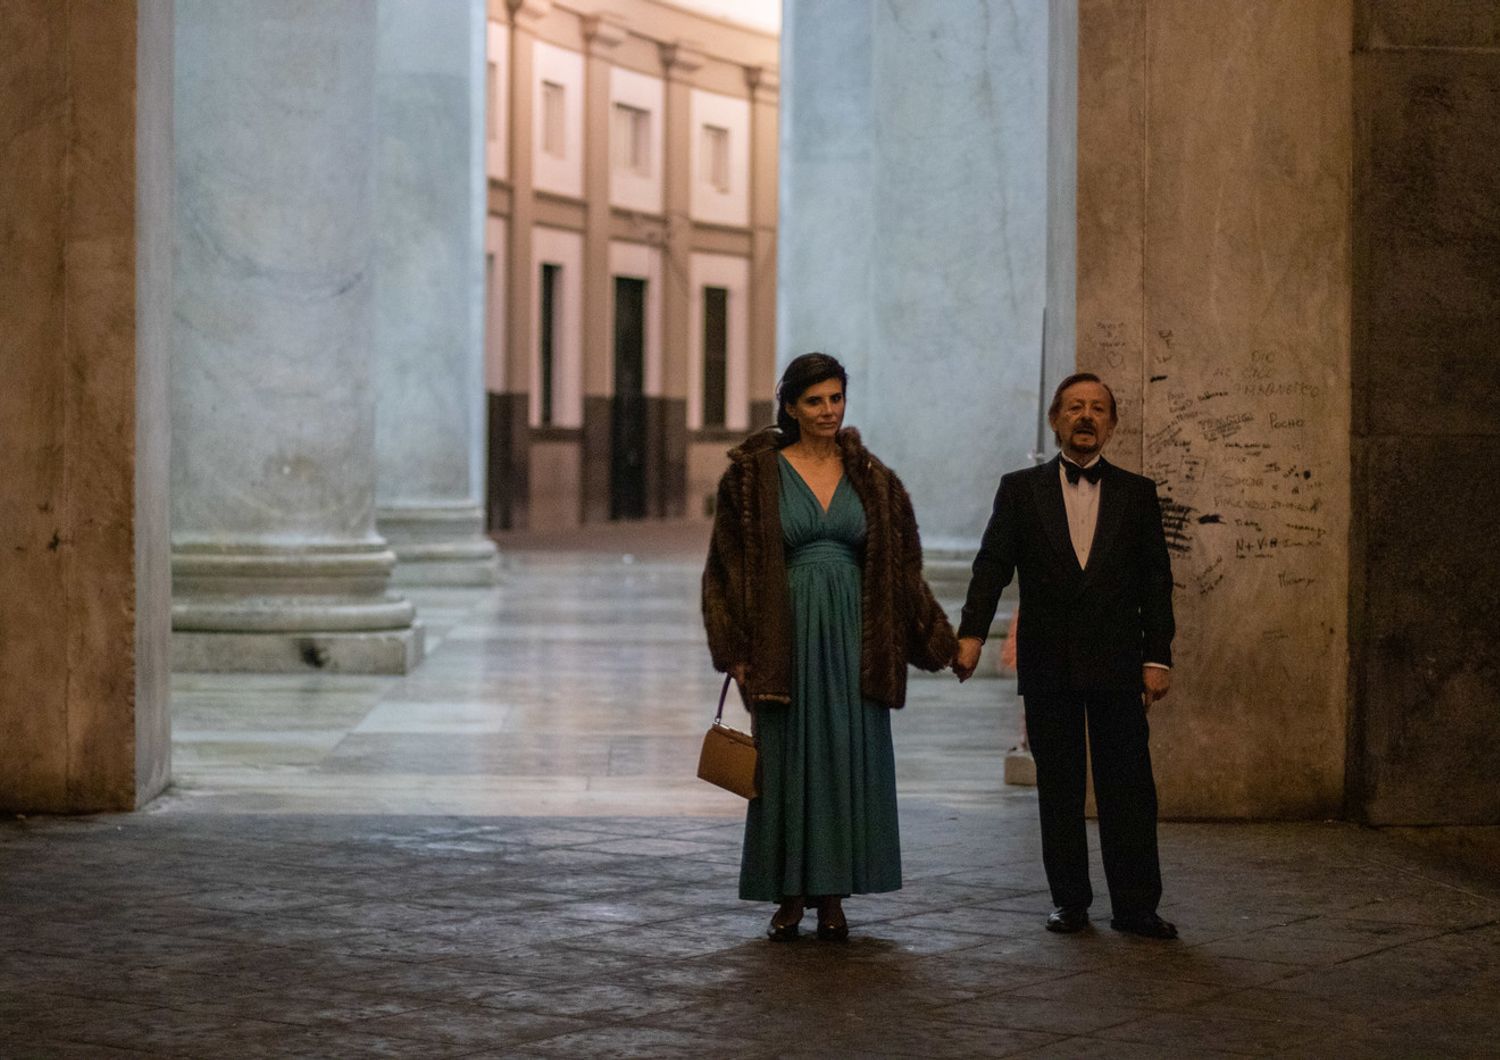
1059, 456, 1102, 569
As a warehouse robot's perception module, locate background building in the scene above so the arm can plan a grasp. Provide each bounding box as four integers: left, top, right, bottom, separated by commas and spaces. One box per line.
482, 0, 779, 530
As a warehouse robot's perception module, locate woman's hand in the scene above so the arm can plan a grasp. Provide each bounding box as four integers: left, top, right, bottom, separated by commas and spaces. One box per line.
953, 637, 982, 682
732, 663, 749, 689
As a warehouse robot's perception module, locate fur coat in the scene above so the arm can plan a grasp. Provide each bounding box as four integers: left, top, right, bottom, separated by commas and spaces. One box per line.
702, 426, 957, 711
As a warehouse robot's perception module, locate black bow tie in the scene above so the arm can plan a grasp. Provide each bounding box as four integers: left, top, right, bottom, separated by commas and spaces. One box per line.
1063, 459, 1104, 485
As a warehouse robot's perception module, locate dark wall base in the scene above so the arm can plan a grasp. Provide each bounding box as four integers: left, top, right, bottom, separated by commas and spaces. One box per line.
645, 397, 688, 518
581, 396, 612, 524
486, 392, 530, 531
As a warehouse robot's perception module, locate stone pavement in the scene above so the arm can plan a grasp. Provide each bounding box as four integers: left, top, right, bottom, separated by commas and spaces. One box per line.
3, 522, 1498, 1057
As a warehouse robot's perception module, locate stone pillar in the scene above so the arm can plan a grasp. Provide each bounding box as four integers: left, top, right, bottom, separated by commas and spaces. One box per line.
0, 0, 173, 811
172, 0, 423, 674
1075, 0, 1352, 818
1347, 1, 1500, 825
655, 41, 700, 519
372, 0, 499, 585
493, 0, 545, 529
779, 0, 1048, 563
579, 15, 626, 524
746, 63, 779, 429
1044, 0, 1080, 417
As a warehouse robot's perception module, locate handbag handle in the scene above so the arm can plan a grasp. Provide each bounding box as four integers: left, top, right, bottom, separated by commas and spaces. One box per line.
714, 674, 732, 724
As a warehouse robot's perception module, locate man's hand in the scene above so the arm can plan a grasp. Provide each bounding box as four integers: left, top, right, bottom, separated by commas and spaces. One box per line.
1142, 666, 1171, 712
953, 637, 983, 682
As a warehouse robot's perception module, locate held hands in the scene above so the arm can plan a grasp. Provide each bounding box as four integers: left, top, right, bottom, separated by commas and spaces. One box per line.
952, 637, 983, 682
1142, 666, 1171, 713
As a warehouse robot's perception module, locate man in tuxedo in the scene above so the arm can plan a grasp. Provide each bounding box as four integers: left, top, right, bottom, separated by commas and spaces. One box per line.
954, 373, 1177, 939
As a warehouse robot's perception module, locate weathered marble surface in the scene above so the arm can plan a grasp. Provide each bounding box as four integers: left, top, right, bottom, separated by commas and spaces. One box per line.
1077, 0, 1353, 818
779, 0, 1049, 553
172, 0, 421, 672
1349, 0, 1500, 824
373, 0, 498, 585
0, 0, 172, 812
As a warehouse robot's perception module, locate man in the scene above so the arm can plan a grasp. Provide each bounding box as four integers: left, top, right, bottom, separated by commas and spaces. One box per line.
954, 373, 1177, 939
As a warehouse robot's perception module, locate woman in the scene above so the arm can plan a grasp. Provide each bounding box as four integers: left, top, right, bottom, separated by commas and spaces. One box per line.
702, 353, 957, 941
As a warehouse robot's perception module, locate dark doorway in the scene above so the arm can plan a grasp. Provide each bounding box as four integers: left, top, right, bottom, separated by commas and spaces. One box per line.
702, 285, 728, 428
539, 263, 560, 427
611, 277, 647, 520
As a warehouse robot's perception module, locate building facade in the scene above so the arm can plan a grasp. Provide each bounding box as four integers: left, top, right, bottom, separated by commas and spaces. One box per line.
482, 0, 779, 530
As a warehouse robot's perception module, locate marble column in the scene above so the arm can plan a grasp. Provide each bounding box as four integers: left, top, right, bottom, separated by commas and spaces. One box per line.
373, 0, 499, 585
0, 0, 174, 811
172, 0, 423, 674
779, 0, 1049, 607
1076, 0, 1352, 818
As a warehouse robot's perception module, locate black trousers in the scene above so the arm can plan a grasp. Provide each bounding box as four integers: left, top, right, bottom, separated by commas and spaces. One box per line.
1023, 688, 1162, 916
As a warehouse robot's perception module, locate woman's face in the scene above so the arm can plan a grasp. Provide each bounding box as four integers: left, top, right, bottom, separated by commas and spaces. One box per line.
785, 377, 845, 441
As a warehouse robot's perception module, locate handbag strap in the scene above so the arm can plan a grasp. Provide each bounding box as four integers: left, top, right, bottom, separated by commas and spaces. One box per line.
714, 674, 732, 724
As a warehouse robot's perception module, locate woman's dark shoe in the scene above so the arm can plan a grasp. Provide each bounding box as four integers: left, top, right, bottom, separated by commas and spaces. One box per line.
767, 899, 805, 942
815, 899, 849, 941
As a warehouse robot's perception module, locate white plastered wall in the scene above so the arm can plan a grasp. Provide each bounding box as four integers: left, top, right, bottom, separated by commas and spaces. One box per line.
608, 240, 665, 397
609, 66, 666, 214
531, 226, 584, 427
688, 252, 750, 430
689, 88, 750, 227
485, 20, 510, 181
532, 40, 584, 199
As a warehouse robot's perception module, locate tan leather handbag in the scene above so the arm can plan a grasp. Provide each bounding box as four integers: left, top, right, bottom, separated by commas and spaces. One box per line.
696, 675, 759, 799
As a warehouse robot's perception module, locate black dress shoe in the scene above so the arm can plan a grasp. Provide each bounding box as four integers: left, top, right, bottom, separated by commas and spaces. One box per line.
1045, 906, 1090, 933
1110, 912, 1178, 939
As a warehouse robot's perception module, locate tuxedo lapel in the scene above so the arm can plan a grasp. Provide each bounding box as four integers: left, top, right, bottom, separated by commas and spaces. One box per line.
1033, 458, 1081, 573
1084, 460, 1128, 577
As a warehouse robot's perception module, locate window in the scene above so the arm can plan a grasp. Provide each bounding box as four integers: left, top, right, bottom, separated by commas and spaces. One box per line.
612, 103, 651, 177
702, 286, 728, 428
541, 81, 566, 158
702, 124, 730, 193
539, 263, 560, 426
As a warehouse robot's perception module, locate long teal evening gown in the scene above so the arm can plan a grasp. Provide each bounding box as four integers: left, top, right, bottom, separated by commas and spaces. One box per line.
739, 453, 902, 901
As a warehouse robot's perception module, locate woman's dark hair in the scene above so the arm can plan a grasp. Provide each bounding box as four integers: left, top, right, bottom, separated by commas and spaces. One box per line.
775, 352, 848, 443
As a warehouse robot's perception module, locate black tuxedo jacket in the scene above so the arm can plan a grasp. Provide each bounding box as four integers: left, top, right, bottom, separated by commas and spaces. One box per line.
958, 455, 1175, 695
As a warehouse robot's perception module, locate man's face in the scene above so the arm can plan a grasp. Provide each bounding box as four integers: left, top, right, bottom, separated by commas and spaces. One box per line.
1051, 381, 1116, 459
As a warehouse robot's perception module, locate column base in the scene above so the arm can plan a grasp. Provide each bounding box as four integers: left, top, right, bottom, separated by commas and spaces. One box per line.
377, 504, 501, 586
173, 623, 425, 674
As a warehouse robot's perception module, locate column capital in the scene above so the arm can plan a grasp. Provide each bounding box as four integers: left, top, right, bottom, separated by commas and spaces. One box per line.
582, 14, 627, 56
659, 40, 705, 81
745, 63, 779, 100
506, 0, 550, 26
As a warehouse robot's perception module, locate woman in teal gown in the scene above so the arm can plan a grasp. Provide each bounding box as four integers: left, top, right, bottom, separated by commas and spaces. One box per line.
702, 353, 957, 942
